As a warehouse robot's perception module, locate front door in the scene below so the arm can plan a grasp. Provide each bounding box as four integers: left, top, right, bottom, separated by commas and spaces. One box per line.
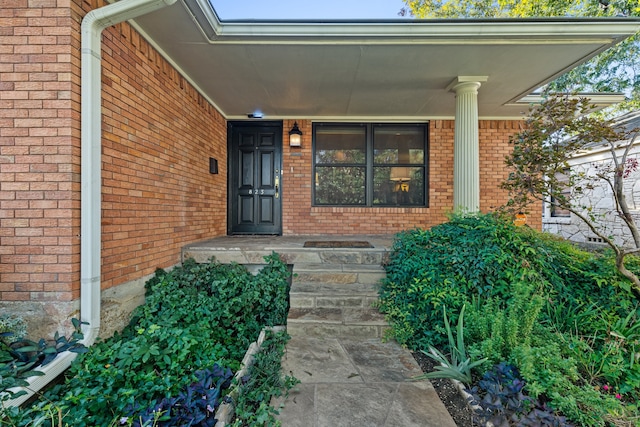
228, 121, 282, 235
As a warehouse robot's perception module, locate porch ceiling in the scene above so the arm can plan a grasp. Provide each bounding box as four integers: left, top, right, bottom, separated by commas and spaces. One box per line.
131, 0, 640, 120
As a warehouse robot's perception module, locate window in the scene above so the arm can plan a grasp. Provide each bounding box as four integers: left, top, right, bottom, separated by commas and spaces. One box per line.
313, 123, 428, 206
550, 171, 571, 218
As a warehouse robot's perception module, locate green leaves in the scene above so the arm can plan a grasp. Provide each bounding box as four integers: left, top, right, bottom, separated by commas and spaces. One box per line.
404, 1, 640, 111
379, 213, 640, 425
465, 280, 546, 366
412, 305, 487, 386
12, 255, 292, 426
379, 213, 553, 349
0, 317, 87, 416
231, 330, 298, 427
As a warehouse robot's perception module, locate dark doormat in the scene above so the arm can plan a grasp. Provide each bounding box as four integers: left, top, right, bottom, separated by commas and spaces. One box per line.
303, 241, 373, 248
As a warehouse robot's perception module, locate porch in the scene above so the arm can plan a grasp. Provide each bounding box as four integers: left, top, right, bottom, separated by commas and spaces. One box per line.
183, 235, 458, 426
182, 234, 395, 338
181, 234, 394, 265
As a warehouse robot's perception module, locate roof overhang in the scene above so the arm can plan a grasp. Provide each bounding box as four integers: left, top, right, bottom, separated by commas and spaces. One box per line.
129, 0, 640, 120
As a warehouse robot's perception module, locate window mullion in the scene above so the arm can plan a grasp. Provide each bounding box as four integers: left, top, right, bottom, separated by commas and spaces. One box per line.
366, 124, 373, 206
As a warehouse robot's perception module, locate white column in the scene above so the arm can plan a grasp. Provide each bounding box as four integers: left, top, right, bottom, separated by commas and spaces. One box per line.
449, 77, 486, 212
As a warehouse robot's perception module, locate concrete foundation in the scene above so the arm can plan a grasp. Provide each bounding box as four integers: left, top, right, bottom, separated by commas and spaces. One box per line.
0, 300, 80, 341
1, 272, 157, 342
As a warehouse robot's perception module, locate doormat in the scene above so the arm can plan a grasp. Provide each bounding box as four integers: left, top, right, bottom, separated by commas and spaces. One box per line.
303, 241, 373, 248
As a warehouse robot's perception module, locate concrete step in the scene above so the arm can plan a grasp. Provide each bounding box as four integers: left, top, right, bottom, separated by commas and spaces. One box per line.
289, 281, 380, 309
291, 282, 381, 293
183, 247, 388, 266
287, 263, 387, 338
292, 263, 386, 285
286, 308, 388, 339
289, 289, 379, 309
311, 249, 387, 266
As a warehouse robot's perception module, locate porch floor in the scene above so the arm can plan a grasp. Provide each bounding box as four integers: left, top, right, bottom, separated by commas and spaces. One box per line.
183, 235, 457, 426
181, 234, 395, 264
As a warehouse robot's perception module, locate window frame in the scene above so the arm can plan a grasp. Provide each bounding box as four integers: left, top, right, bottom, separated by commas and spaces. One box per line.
312, 122, 429, 207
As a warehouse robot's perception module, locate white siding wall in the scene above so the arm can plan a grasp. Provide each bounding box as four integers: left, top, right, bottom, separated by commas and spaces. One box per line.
543, 142, 640, 249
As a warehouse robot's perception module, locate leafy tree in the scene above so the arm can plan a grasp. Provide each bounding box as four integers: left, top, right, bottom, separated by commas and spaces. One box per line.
400, 0, 640, 111
502, 94, 640, 296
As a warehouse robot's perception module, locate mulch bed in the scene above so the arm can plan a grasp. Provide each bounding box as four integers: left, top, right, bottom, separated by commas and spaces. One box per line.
413, 351, 475, 427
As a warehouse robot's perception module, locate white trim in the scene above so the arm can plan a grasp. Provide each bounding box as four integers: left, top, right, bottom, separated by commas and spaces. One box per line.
508, 93, 627, 107
571, 138, 640, 160
189, 1, 640, 43
127, 20, 226, 118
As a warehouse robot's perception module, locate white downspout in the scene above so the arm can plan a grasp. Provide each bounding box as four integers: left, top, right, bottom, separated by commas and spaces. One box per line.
80, 0, 177, 347
5, 0, 176, 407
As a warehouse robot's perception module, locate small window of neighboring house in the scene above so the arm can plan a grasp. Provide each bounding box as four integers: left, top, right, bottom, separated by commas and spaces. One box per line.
312, 123, 428, 207
550, 171, 571, 217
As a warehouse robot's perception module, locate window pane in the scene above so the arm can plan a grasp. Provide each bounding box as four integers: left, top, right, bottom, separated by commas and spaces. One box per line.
316, 127, 366, 164
315, 166, 366, 205
312, 123, 428, 207
551, 171, 571, 217
373, 126, 424, 165
373, 166, 424, 205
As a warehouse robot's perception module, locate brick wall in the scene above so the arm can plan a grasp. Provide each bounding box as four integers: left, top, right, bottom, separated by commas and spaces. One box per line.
1, 0, 538, 331
100, 19, 227, 290
1, 0, 80, 304
479, 120, 542, 230
0, 0, 227, 311
282, 119, 536, 235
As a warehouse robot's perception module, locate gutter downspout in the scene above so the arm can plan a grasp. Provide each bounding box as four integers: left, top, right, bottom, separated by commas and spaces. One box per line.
5, 0, 176, 407
80, 0, 177, 349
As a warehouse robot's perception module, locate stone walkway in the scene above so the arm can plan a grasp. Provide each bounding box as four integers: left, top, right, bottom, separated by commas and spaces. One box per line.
273, 336, 457, 427
183, 235, 458, 426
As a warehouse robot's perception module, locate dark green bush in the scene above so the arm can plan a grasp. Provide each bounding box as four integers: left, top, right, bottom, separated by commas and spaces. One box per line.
12, 254, 291, 426
380, 213, 551, 348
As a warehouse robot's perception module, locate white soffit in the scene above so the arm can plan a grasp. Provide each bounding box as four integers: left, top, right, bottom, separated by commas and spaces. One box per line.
130, 0, 640, 120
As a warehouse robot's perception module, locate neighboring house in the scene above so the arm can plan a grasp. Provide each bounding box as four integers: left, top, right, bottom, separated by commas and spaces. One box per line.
1, 0, 639, 349
543, 111, 640, 249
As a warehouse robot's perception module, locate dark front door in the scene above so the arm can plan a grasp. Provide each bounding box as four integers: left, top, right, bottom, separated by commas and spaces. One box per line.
228, 121, 282, 235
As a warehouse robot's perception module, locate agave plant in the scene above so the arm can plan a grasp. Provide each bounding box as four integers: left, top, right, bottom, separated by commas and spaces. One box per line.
412, 305, 487, 386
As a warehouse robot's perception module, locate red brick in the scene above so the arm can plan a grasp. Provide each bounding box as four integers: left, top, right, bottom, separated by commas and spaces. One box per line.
0, 0, 536, 307
1, 292, 30, 301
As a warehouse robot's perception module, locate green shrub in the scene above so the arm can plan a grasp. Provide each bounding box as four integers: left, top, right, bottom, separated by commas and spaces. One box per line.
466, 278, 545, 366
230, 330, 298, 426
13, 254, 291, 426
513, 341, 627, 427
378, 213, 640, 425
380, 212, 554, 348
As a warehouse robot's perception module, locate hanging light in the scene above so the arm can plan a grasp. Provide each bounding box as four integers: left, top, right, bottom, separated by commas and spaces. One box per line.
390, 167, 411, 182
390, 167, 411, 193
289, 121, 302, 147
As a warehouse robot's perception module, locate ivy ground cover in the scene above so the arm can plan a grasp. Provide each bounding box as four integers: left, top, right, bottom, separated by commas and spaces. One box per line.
4, 253, 293, 426
379, 213, 640, 426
